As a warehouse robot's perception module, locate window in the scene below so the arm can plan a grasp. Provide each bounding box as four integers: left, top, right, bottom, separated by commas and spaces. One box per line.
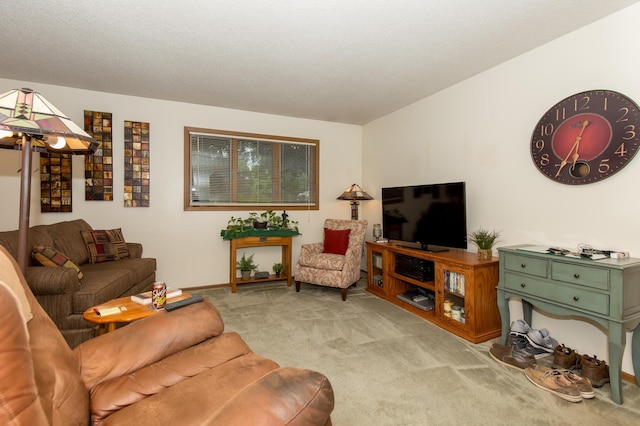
184, 127, 319, 211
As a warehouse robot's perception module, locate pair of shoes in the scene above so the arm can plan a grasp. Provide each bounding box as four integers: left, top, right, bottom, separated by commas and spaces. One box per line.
490, 339, 536, 370
524, 365, 583, 402
553, 344, 582, 370
581, 354, 610, 388
510, 319, 559, 354
532, 366, 595, 399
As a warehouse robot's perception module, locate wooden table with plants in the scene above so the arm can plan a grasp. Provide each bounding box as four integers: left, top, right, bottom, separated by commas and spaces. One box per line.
221, 210, 300, 293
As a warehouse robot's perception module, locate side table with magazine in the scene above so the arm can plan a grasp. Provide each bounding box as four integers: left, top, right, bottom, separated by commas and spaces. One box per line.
83, 289, 190, 335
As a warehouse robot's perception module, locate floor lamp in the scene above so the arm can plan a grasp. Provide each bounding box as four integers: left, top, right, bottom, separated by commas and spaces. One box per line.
0, 88, 98, 274
337, 183, 373, 220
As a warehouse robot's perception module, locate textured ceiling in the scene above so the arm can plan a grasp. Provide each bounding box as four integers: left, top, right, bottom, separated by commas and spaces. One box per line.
0, 0, 638, 124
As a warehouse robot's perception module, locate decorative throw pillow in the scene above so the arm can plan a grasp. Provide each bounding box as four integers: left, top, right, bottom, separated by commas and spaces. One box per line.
32, 245, 83, 280
322, 228, 351, 255
81, 228, 130, 264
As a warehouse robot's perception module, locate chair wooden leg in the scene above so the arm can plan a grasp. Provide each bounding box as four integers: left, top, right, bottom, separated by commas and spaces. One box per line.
341, 288, 347, 301
295, 281, 301, 292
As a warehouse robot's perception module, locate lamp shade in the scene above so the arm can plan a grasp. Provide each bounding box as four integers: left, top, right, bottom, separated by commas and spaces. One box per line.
336, 183, 373, 201
0, 88, 98, 274
0, 88, 98, 153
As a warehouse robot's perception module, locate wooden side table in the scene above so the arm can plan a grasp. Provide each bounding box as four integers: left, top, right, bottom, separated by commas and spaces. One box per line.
83, 293, 191, 335
228, 235, 293, 292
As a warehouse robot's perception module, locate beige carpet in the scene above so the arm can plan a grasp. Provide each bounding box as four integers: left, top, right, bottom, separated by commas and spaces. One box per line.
194, 277, 640, 425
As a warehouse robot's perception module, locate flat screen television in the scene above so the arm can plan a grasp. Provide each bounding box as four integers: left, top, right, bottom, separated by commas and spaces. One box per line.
381, 182, 467, 252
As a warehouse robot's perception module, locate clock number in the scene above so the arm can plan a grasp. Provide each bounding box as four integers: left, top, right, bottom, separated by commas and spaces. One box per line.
622, 125, 636, 141
539, 124, 553, 136
616, 107, 629, 122
603, 97, 608, 111
598, 158, 610, 174
574, 95, 590, 112
534, 139, 544, 151
555, 108, 566, 121
539, 153, 550, 166
614, 143, 628, 157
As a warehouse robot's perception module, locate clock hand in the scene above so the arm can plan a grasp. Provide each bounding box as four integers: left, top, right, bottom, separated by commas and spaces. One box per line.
570, 120, 590, 170
555, 120, 589, 177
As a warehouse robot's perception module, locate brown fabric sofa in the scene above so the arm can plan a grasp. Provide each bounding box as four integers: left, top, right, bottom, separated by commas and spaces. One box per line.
0, 219, 156, 347
0, 245, 334, 425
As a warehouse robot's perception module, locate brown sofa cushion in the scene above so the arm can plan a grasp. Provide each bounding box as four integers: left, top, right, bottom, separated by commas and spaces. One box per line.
32, 244, 83, 280
81, 228, 130, 263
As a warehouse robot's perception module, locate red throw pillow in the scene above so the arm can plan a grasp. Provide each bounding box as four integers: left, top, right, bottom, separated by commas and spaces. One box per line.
322, 228, 351, 255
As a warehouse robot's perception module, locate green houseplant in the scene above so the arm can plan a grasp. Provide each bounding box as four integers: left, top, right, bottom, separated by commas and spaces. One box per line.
272, 262, 284, 278
469, 228, 501, 260
236, 253, 258, 280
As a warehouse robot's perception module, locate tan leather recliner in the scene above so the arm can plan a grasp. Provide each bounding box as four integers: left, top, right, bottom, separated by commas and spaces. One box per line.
0, 245, 334, 425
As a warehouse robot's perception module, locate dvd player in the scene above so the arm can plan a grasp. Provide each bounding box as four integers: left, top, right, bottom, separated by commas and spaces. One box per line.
395, 253, 434, 282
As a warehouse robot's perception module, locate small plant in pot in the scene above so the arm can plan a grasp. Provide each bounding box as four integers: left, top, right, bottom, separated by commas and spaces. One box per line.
272, 262, 284, 278
236, 253, 258, 280
469, 228, 501, 260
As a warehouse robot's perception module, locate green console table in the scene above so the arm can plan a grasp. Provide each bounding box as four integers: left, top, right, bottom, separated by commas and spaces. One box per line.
496, 245, 640, 404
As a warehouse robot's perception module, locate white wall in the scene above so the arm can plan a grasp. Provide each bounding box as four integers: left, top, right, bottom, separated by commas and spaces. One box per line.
362, 4, 640, 374
0, 79, 362, 287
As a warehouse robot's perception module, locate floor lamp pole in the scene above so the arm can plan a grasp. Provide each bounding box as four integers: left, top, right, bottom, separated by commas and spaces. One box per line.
17, 134, 32, 275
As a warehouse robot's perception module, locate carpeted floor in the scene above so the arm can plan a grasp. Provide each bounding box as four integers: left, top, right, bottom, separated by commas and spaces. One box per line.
193, 276, 640, 425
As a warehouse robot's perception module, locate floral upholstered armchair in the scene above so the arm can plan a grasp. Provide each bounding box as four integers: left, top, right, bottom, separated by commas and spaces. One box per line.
294, 219, 368, 300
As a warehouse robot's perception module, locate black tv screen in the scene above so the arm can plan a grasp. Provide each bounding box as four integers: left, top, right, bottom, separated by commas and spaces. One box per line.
382, 182, 467, 251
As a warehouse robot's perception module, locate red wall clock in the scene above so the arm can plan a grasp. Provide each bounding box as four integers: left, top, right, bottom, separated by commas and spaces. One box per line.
531, 90, 640, 184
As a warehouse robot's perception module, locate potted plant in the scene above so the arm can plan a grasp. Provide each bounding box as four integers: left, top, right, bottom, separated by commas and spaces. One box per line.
272, 262, 284, 278
236, 253, 258, 280
469, 228, 501, 260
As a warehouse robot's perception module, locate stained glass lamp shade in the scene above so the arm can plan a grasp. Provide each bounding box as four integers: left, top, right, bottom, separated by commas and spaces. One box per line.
0, 88, 98, 273
336, 183, 373, 220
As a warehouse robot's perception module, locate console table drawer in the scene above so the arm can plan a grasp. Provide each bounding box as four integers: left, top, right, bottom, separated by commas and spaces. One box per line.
504, 273, 609, 315
551, 263, 609, 290
504, 254, 548, 278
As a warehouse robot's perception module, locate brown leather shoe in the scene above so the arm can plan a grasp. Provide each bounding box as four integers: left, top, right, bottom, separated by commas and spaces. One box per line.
581, 354, 610, 388
552, 344, 582, 370
536, 366, 595, 399
489, 343, 536, 370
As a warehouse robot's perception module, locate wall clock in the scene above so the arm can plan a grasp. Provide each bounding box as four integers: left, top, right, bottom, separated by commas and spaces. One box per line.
530, 90, 640, 184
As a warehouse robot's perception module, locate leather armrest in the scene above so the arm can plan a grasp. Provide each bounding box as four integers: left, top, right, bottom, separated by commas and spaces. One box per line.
74, 297, 224, 390
203, 367, 334, 426
25, 265, 80, 295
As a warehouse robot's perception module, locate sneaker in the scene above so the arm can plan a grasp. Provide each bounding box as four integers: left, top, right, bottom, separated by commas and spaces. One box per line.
509, 319, 532, 337
552, 344, 582, 370
524, 366, 582, 403
498, 336, 549, 359
489, 342, 536, 370
526, 328, 559, 353
581, 354, 610, 388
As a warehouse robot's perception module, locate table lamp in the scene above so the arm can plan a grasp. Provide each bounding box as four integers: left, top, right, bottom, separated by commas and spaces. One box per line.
0, 88, 98, 273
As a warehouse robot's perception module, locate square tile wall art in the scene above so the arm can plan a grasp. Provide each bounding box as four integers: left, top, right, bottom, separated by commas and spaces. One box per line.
84, 110, 113, 200
40, 153, 72, 212
124, 120, 150, 207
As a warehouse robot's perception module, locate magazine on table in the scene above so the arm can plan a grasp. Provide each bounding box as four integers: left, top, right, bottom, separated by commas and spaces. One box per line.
131, 287, 182, 305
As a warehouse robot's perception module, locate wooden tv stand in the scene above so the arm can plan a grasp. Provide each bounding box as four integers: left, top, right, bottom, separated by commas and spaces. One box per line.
366, 241, 501, 343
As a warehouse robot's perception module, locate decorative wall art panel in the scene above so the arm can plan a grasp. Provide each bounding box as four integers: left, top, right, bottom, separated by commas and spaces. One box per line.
124, 120, 150, 207
84, 110, 113, 200
40, 153, 72, 212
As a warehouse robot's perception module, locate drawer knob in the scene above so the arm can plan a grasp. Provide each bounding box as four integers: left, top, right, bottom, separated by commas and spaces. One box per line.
521, 263, 526, 268
574, 273, 580, 279
573, 296, 579, 301
520, 283, 526, 288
